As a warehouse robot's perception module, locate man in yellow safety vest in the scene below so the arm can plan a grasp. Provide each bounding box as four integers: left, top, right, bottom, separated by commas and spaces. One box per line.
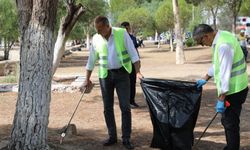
81, 16, 143, 149
193, 24, 248, 150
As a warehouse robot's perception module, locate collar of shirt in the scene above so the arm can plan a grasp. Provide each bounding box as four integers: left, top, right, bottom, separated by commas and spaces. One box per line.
101, 27, 114, 41
212, 30, 221, 49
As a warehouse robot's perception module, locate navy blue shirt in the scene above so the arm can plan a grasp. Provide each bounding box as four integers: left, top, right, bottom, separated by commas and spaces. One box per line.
129, 34, 139, 49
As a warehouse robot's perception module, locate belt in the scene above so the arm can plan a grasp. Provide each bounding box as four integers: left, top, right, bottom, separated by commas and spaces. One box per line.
108, 67, 125, 72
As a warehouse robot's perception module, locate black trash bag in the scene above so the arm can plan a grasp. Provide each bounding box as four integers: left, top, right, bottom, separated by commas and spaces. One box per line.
140, 78, 202, 150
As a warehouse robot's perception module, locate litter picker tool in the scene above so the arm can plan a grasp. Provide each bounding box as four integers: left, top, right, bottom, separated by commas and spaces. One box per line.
193, 101, 230, 149
193, 112, 218, 149
59, 86, 88, 144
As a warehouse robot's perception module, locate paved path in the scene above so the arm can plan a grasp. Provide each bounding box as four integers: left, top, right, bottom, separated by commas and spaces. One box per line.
0, 76, 86, 93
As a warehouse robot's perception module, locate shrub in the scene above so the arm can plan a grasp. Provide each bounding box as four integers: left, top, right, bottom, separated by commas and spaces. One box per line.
185, 38, 194, 47
0, 75, 18, 83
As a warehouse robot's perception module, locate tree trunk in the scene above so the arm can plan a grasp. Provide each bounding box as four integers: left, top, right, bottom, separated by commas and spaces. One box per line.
170, 30, 174, 52
3, 49, 9, 60
172, 0, 185, 64
52, 1, 86, 75
3, 38, 9, 60
4, 40, 14, 60
232, 17, 236, 34
8, 0, 58, 149
86, 30, 90, 50
211, 8, 218, 30
155, 30, 158, 42
52, 22, 67, 75
227, 0, 242, 34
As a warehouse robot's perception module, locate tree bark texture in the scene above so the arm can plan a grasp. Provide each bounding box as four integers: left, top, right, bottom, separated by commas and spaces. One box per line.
8, 0, 58, 149
172, 0, 185, 64
52, 1, 86, 75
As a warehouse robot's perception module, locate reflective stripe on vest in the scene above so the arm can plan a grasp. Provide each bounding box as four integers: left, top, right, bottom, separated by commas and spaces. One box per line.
93, 27, 132, 78
213, 31, 248, 96
231, 57, 246, 77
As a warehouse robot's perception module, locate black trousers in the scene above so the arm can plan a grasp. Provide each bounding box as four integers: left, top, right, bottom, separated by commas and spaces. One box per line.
99, 67, 131, 140
129, 64, 136, 104
222, 87, 248, 150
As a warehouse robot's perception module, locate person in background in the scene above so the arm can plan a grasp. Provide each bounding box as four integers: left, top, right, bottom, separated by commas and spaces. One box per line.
81, 16, 143, 149
138, 37, 145, 48
238, 30, 248, 61
121, 21, 140, 108
194, 24, 248, 150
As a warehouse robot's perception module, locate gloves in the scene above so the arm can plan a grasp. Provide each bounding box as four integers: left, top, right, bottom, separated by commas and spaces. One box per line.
196, 79, 207, 88
216, 100, 226, 113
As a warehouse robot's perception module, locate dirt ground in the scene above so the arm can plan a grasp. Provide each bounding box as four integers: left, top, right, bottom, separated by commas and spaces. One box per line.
1, 44, 250, 150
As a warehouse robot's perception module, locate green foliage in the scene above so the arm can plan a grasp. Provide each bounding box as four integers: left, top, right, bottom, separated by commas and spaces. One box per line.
110, 0, 136, 13
134, 0, 150, 5
154, 0, 192, 32
138, 1, 162, 36
187, 5, 202, 32
117, 7, 153, 36
0, 75, 18, 83
69, 0, 108, 39
135, 0, 163, 6
0, 0, 19, 42
55, 0, 66, 31
56, 0, 108, 40
110, 0, 194, 37
185, 0, 203, 6
239, 0, 250, 16
179, 0, 193, 30
69, 22, 86, 40
154, 1, 174, 32
185, 38, 194, 47
140, 0, 162, 13
110, 0, 136, 24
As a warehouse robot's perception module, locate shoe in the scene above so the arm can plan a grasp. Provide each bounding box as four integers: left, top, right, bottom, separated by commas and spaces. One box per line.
122, 139, 134, 149
130, 102, 139, 108
103, 138, 117, 146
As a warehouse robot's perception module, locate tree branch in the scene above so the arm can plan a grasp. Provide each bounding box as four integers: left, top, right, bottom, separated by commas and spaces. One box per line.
62, 2, 87, 34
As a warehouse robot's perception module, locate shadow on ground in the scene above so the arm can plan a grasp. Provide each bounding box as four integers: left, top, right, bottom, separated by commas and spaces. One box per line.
59, 55, 88, 68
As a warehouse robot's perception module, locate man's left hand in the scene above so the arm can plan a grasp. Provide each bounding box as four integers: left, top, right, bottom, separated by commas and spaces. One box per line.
136, 72, 144, 80
216, 100, 226, 113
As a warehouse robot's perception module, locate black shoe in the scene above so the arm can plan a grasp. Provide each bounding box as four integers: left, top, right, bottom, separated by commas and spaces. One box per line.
122, 139, 134, 149
130, 102, 139, 108
103, 138, 117, 146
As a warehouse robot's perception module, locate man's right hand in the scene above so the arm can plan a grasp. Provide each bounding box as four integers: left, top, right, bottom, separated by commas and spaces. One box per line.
196, 79, 207, 88
80, 79, 94, 93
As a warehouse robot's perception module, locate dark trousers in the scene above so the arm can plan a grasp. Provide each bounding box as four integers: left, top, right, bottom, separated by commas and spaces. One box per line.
222, 87, 248, 150
129, 64, 136, 104
99, 67, 131, 140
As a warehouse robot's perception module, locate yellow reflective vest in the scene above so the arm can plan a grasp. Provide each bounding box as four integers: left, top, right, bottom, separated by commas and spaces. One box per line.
213, 31, 248, 96
92, 27, 132, 78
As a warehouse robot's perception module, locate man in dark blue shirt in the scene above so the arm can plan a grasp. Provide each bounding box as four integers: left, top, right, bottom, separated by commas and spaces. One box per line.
121, 21, 140, 108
